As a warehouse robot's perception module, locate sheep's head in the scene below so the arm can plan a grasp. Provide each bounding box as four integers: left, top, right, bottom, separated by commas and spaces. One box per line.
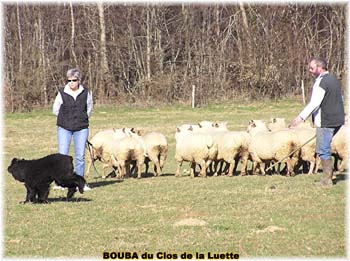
247, 120, 268, 134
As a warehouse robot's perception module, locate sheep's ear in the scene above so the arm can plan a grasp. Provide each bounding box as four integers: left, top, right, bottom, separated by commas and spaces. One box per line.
112, 127, 116, 132
137, 129, 143, 136
214, 122, 219, 128
273, 118, 277, 123
122, 127, 125, 133
189, 126, 193, 131
198, 123, 202, 128
130, 127, 135, 133
176, 127, 181, 132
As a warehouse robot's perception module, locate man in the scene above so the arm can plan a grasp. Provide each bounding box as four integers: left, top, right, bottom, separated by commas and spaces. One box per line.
290, 57, 345, 186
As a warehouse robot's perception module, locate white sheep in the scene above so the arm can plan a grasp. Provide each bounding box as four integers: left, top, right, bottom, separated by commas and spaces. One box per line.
110, 135, 145, 179
210, 130, 250, 176
197, 120, 229, 132
331, 124, 347, 172
86, 128, 134, 178
291, 127, 319, 175
267, 118, 286, 131
141, 131, 168, 176
247, 120, 299, 176
175, 125, 218, 178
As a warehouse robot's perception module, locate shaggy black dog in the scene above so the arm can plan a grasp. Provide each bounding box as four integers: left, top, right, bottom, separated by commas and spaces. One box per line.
7, 153, 85, 203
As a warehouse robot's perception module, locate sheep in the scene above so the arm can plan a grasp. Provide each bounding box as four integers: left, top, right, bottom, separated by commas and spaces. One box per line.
180, 121, 229, 134
298, 120, 314, 128
110, 135, 146, 179
290, 127, 319, 175
210, 130, 250, 176
247, 120, 299, 176
175, 125, 218, 178
267, 118, 286, 131
86, 128, 134, 178
139, 131, 168, 176
197, 121, 229, 132
331, 124, 347, 172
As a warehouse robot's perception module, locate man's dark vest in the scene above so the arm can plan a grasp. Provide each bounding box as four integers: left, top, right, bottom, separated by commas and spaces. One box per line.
319, 74, 345, 127
57, 87, 89, 131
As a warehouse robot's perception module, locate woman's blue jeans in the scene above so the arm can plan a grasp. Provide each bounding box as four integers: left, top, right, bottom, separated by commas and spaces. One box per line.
57, 126, 89, 177
316, 127, 340, 161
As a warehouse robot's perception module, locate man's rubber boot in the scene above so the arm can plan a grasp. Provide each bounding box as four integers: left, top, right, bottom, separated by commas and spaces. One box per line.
315, 159, 333, 187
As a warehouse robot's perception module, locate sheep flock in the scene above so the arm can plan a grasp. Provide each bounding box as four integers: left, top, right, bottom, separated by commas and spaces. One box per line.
86, 118, 347, 179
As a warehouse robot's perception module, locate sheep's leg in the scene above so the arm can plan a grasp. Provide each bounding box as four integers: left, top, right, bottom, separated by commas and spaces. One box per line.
159, 153, 166, 172
208, 162, 215, 176
276, 162, 282, 175
252, 162, 259, 175
227, 159, 236, 177
338, 158, 347, 173
118, 161, 126, 179
190, 162, 196, 177
314, 156, 321, 174
239, 154, 248, 176
333, 156, 339, 171
260, 162, 266, 176
111, 156, 121, 178
308, 160, 315, 175
222, 162, 229, 175
126, 162, 132, 178
137, 160, 143, 179
150, 155, 161, 176
199, 160, 207, 178
144, 157, 150, 176
212, 160, 220, 176
175, 161, 182, 177
285, 158, 295, 177
102, 163, 110, 178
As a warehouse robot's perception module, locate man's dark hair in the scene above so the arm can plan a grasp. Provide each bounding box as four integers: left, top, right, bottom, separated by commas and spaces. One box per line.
311, 57, 327, 70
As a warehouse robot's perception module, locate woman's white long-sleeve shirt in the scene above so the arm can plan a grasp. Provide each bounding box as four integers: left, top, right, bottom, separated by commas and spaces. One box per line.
53, 84, 93, 117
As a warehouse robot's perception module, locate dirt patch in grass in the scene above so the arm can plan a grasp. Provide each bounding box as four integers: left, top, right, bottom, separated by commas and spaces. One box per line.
174, 218, 208, 227
254, 225, 287, 234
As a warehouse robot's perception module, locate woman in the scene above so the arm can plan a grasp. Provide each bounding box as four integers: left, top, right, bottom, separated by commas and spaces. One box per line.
53, 68, 93, 191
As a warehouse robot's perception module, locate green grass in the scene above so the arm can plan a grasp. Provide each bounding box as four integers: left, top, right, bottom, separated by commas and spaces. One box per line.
3, 98, 347, 258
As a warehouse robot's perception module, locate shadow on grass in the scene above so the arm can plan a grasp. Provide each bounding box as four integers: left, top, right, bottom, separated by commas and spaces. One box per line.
88, 179, 124, 188
48, 197, 92, 203
140, 172, 175, 178
157, 173, 175, 177
335, 174, 348, 183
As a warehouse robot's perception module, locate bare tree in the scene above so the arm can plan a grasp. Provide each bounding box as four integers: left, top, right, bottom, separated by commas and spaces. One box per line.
3, 4, 346, 110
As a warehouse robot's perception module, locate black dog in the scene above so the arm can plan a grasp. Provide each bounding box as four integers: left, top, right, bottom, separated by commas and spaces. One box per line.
7, 153, 85, 203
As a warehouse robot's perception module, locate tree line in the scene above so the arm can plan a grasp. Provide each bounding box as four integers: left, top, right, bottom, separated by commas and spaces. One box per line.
4, 3, 346, 112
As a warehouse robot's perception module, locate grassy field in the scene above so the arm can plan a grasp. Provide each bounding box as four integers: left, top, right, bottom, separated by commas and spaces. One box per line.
3, 99, 347, 258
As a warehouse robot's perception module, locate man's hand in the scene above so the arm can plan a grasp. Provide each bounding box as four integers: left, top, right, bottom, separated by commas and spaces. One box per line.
289, 116, 303, 128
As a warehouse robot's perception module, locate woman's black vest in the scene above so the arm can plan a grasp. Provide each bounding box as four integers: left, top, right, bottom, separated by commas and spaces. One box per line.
57, 87, 89, 131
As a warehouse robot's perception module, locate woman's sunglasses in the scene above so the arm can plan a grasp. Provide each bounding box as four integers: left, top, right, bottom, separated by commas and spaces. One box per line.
67, 79, 79, 82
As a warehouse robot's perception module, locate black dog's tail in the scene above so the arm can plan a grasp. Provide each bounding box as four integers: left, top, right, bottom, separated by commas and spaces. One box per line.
55, 173, 86, 195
